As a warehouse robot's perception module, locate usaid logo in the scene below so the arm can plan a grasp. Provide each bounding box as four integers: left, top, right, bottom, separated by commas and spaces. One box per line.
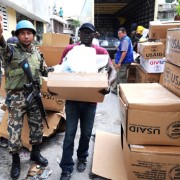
167, 121, 180, 139
151, 45, 158, 52
169, 165, 180, 180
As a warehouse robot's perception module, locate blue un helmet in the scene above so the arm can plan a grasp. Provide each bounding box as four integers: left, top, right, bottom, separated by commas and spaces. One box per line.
15, 20, 36, 36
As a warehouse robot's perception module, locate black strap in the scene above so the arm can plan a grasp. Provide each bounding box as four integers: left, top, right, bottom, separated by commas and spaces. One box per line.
7, 44, 14, 64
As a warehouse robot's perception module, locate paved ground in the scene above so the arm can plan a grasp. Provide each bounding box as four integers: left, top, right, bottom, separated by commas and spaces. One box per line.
0, 92, 121, 180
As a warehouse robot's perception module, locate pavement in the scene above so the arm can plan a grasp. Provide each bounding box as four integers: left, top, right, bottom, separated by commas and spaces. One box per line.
0, 92, 121, 180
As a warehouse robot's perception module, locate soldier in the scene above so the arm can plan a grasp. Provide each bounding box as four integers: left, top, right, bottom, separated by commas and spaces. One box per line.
0, 15, 48, 179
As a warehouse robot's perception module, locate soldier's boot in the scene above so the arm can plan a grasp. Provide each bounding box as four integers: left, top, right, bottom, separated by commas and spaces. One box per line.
30, 145, 48, 167
10, 153, 20, 179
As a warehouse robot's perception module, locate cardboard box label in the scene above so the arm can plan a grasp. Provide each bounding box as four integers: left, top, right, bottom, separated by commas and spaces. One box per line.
160, 62, 180, 97
139, 42, 164, 59
166, 28, 180, 66
140, 56, 166, 73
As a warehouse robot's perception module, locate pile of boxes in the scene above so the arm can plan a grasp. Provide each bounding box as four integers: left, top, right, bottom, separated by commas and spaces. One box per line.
136, 41, 165, 83
118, 21, 180, 180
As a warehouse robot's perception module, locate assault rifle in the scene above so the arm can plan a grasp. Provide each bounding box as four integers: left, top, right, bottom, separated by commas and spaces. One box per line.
19, 58, 49, 128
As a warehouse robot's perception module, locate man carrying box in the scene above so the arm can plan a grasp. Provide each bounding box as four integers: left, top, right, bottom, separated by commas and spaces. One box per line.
59, 22, 116, 180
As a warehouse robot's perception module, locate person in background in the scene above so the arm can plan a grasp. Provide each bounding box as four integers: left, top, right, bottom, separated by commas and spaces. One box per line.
111, 27, 133, 95
7, 30, 18, 44
58, 23, 116, 180
92, 31, 100, 46
136, 25, 149, 40
34, 34, 41, 45
59, 7, 63, 18
130, 30, 139, 52
0, 16, 49, 179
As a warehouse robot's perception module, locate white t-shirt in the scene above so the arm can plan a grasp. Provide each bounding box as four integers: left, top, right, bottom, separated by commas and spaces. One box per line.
92, 38, 100, 46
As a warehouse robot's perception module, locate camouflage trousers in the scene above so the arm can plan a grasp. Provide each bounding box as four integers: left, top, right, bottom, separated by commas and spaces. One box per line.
6, 89, 44, 154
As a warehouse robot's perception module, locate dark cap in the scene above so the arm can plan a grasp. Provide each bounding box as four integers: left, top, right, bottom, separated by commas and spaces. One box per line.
79, 23, 95, 32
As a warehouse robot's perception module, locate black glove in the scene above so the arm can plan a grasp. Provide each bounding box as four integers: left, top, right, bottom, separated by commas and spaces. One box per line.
47, 67, 54, 72
99, 87, 110, 95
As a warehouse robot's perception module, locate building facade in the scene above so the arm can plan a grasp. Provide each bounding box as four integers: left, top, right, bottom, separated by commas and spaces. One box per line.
0, 0, 50, 40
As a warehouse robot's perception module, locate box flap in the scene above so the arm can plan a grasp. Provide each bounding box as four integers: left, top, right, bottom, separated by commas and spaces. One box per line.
119, 83, 180, 111
130, 144, 180, 155
47, 72, 108, 88
92, 130, 127, 180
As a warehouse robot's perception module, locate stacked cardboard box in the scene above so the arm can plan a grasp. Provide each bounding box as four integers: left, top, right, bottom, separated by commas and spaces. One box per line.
136, 42, 165, 83
37, 33, 70, 67
118, 83, 180, 180
159, 28, 180, 98
47, 72, 108, 103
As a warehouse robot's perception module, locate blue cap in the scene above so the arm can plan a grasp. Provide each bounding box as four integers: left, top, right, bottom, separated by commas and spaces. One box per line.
79, 23, 95, 32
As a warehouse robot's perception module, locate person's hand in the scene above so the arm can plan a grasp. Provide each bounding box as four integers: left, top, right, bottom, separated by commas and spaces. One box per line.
99, 87, 110, 95
0, 14, 3, 36
115, 63, 121, 69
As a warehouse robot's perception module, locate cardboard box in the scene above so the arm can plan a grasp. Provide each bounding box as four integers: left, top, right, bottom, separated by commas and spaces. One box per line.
92, 130, 128, 180
42, 33, 70, 47
127, 63, 140, 83
47, 72, 108, 103
0, 75, 6, 98
121, 129, 180, 180
149, 21, 180, 39
139, 42, 164, 59
118, 83, 180, 146
41, 77, 65, 112
135, 65, 160, 83
38, 46, 65, 67
166, 28, 180, 66
140, 56, 166, 73
0, 76, 65, 112
0, 109, 63, 150
160, 61, 180, 97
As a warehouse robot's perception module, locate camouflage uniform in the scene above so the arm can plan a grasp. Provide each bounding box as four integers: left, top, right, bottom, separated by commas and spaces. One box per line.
1, 43, 47, 154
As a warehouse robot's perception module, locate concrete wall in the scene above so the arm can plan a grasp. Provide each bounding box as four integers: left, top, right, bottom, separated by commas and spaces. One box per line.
0, 0, 50, 22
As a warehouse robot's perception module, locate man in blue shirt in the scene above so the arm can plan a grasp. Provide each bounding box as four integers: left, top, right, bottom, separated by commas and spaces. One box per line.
111, 27, 133, 95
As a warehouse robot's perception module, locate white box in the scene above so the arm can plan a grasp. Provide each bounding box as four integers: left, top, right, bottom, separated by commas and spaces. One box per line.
140, 56, 166, 73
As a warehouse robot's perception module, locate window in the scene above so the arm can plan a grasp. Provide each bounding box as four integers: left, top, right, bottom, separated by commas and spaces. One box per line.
0, 4, 8, 31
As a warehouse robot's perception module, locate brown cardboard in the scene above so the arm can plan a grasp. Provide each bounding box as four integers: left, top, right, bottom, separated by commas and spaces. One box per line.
122, 130, 180, 180
38, 46, 65, 67
127, 63, 140, 83
160, 61, 180, 97
42, 33, 70, 47
135, 65, 160, 83
165, 28, 180, 66
92, 130, 128, 180
41, 77, 65, 112
0, 75, 6, 98
149, 21, 180, 39
0, 109, 62, 150
47, 72, 108, 103
139, 42, 164, 59
118, 83, 180, 146
0, 76, 65, 112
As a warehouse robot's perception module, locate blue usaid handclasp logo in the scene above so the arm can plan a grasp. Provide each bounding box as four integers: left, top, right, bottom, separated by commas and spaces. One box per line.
24, 62, 29, 69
